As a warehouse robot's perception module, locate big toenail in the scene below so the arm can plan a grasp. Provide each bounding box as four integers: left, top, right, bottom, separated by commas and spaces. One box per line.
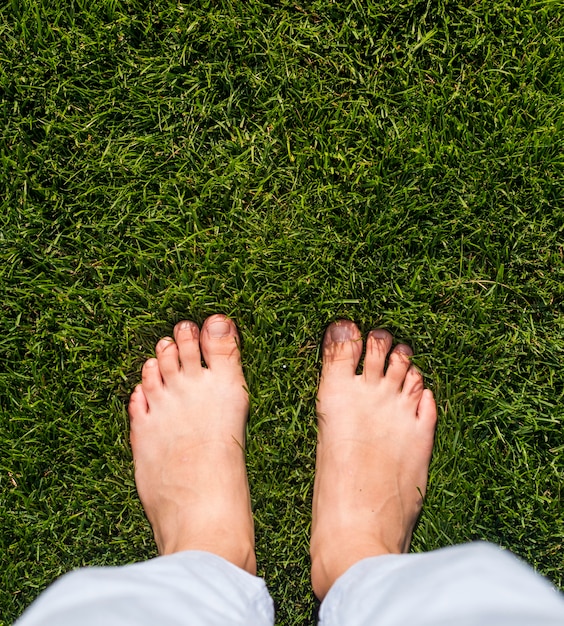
330, 324, 353, 342
208, 320, 230, 338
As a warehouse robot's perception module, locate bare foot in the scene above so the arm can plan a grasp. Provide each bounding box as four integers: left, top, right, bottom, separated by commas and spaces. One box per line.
310, 321, 437, 599
128, 314, 256, 574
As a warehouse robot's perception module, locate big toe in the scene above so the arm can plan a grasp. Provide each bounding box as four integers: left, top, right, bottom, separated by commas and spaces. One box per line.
321, 320, 363, 379
200, 314, 243, 373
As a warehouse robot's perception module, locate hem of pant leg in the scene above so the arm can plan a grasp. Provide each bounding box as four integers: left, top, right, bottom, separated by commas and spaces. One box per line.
17, 550, 275, 626
169, 550, 275, 624
318, 554, 409, 626
320, 544, 564, 626
318, 544, 504, 626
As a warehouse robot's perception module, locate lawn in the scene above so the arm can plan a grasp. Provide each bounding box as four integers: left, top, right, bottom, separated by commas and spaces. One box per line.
1, 0, 563, 624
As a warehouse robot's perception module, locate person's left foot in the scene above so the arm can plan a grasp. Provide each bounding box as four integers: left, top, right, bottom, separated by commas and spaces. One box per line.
310, 321, 437, 599
128, 314, 256, 574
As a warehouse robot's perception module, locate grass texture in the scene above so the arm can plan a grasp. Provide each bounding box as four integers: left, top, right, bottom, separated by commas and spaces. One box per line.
1, 0, 563, 623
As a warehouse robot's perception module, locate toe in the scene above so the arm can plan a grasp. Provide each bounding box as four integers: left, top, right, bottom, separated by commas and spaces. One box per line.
128, 384, 149, 419
363, 329, 393, 382
402, 365, 425, 406
155, 337, 180, 382
142, 357, 163, 394
385, 343, 413, 390
417, 388, 438, 429
174, 320, 202, 375
200, 314, 243, 372
321, 320, 363, 379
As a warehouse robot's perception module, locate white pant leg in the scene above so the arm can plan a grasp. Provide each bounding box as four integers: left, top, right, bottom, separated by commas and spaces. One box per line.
319, 542, 564, 626
15, 551, 274, 626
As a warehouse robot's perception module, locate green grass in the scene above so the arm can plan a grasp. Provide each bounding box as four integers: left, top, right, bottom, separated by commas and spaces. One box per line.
1, 0, 563, 623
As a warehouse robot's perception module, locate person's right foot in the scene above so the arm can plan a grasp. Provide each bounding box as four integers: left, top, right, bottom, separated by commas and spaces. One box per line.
128, 314, 256, 575
310, 320, 437, 600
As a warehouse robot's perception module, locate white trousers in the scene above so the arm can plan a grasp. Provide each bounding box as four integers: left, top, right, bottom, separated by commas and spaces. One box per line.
16, 542, 564, 626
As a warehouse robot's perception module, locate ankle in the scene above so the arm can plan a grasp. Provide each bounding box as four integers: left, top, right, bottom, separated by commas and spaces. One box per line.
218, 533, 257, 575
159, 531, 257, 575
310, 532, 392, 600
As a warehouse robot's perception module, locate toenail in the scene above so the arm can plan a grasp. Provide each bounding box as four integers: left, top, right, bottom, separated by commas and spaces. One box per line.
329, 324, 354, 342
370, 329, 390, 341
395, 344, 413, 355
207, 320, 231, 338
145, 358, 158, 367
178, 321, 191, 330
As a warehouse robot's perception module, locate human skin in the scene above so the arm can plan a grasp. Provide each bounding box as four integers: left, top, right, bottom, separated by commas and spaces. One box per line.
310, 320, 437, 599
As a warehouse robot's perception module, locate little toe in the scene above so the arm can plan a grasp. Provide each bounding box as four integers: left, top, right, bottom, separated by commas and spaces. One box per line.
174, 320, 202, 375
363, 329, 393, 383
155, 337, 181, 381
402, 365, 425, 406
200, 314, 243, 372
385, 343, 413, 389
321, 320, 363, 379
142, 357, 163, 395
128, 384, 149, 419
